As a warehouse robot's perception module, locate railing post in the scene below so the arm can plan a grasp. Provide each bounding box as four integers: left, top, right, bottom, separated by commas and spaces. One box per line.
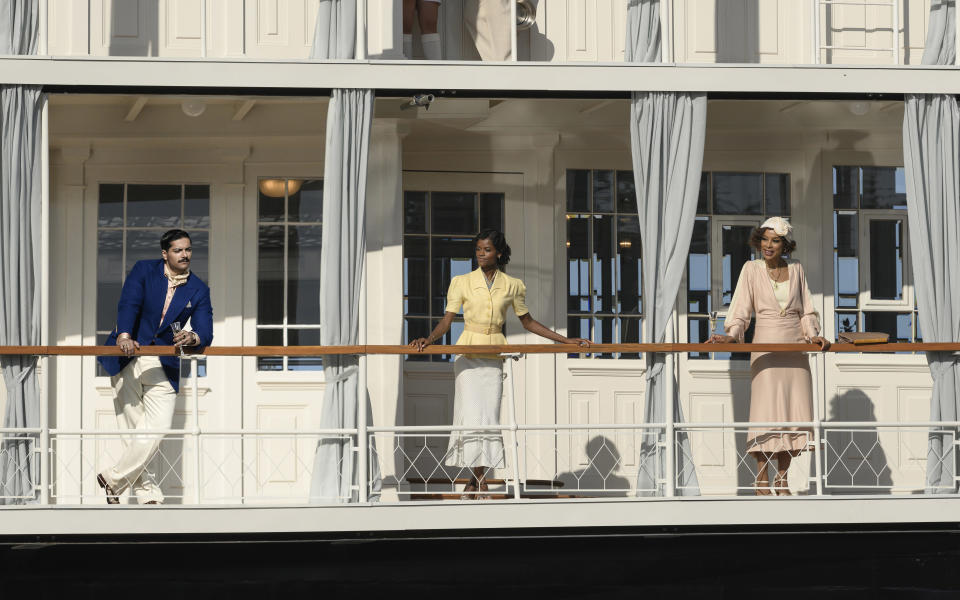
504, 354, 522, 500
201, 0, 208, 58
811, 0, 821, 64
510, 0, 518, 62
664, 321, 676, 497
357, 258, 369, 503
39, 357, 50, 505
891, 0, 900, 65
811, 354, 824, 495
191, 356, 201, 504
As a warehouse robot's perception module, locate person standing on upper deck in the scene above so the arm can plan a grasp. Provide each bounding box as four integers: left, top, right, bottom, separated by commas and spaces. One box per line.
708, 217, 830, 495
411, 229, 589, 498
403, 0, 442, 60
96, 229, 213, 505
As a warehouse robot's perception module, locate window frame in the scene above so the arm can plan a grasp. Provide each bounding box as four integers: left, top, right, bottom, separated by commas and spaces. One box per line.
857, 208, 912, 310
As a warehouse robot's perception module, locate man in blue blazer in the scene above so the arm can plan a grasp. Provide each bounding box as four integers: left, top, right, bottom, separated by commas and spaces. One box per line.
96, 229, 213, 504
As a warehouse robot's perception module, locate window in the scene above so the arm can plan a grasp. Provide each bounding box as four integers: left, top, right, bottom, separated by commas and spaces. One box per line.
96, 183, 210, 377
833, 166, 918, 343
403, 190, 504, 362
256, 178, 324, 371
686, 172, 790, 360
564, 170, 642, 359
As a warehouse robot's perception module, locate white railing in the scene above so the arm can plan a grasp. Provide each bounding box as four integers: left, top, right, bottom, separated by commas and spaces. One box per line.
1, 344, 958, 505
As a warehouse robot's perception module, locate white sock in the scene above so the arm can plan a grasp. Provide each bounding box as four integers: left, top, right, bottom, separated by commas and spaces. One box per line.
421, 33, 442, 60
403, 34, 413, 60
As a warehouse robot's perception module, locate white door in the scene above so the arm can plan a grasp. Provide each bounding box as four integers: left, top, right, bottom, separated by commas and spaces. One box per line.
398, 171, 528, 494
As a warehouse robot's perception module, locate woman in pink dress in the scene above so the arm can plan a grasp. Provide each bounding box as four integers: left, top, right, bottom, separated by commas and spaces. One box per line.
709, 217, 830, 495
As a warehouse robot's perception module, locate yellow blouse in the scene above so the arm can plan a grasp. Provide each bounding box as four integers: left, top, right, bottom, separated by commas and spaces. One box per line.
445, 268, 529, 354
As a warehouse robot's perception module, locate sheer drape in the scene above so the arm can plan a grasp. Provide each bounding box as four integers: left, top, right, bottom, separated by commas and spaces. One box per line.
0, 0, 43, 504
628, 0, 705, 496
902, 0, 960, 493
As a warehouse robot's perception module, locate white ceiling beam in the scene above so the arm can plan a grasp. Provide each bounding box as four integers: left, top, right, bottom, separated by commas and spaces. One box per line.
232, 99, 257, 120
6, 57, 960, 95
123, 96, 148, 121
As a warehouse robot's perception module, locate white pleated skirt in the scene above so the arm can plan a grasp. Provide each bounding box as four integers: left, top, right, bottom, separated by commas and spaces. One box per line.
445, 356, 505, 469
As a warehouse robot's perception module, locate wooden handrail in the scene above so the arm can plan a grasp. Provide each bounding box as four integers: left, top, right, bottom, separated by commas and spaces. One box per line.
0, 343, 958, 356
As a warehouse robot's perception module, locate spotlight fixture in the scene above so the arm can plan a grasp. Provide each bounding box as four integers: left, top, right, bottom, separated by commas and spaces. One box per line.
181, 99, 207, 117
401, 94, 435, 111
848, 102, 870, 116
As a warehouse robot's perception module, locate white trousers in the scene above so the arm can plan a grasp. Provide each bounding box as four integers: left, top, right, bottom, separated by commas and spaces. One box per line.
464, 0, 512, 61
102, 356, 177, 504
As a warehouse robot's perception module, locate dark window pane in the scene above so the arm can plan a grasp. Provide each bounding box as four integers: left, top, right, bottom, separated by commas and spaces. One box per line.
765, 174, 790, 216
125, 230, 159, 274
567, 316, 591, 358
834, 211, 859, 307
258, 179, 286, 222
617, 170, 637, 214
688, 218, 711, 313
404, 191, 428, 234
404, 318, 432, 362
288, 329, 323, 371
127, 184, 180, 228
98, 184, 124, 228
567, 170, 590, 212
721, 225, 754, 306
864, 312, 910, 343
869, 219, 903, 301
257, 328, 283, 371
567, 216, 591, 313
291, 179, 323, 223
432, 319, 464, 362
479, 193, 504, 231
188, 230, 209, 283
833, 166, 858, 209
594, 316, 614, 358
619, 317, 641, 359
184, 185, 210, 229
97, 230, 123, 332
431, 237, 474, 315
862, 167, 906, 209
688, 317, 710, 360
432, 192, 477, 235
257, 225, 284, 325
594, 170, 614, 213
404, 237, 429, 316
617, 215, 641, 314
593, 215, 615, 313
288, 225, 322, 324
697, 173, 709, 214
714, 173, 762, 215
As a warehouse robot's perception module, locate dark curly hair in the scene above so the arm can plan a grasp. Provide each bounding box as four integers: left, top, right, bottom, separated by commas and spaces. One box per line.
474, 229, 511, 268
160, 229, 191, 252
749, 227, 797, 255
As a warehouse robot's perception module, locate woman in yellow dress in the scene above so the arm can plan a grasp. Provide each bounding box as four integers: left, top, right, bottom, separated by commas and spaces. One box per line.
411, 229, 590, 497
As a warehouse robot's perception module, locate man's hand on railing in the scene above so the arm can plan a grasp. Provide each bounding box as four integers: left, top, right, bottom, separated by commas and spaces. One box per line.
117, 333, 140, 356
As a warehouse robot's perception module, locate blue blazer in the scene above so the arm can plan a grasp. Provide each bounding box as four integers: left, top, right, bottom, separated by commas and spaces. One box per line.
98, 259, 214, 393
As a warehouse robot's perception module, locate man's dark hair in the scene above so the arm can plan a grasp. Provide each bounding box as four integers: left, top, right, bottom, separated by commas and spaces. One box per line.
474, 229, 511, 268
161, 229, 191, 252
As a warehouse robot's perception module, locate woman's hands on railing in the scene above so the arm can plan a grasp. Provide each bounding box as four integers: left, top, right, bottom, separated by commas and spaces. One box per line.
810, 336, 831, 351
708, 334, 736, 344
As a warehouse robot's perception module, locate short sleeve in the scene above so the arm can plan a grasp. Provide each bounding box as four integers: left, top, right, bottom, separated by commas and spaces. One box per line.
444, 276, 464, 314
512, 280, 529, 317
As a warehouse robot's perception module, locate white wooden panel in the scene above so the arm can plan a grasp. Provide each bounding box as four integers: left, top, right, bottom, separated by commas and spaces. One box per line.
256, 405, 305, 485
90, 0, 159, 56
691, 395, 727, 467
756, 0, 780, 57
163, 0, 202, 54
48, 0, 90, 55
896, 387, 930, 469
613, 391, 642, 466
571, 390, 598, 466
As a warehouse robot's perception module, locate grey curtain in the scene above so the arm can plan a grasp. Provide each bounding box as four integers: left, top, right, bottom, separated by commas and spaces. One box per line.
628, 0, 705, 496
0, 1, 42, 504
308, 0, 379, 502
310, 0, 358, 61
903, 0, 960, 493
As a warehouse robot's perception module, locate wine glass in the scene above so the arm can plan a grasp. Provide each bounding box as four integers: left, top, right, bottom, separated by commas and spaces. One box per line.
171, 321, 183, 357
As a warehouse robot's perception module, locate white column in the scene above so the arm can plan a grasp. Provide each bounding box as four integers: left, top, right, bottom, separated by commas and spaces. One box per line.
38, 97, 50, 504
363, 119, 406, 501
366, 0, 404, 59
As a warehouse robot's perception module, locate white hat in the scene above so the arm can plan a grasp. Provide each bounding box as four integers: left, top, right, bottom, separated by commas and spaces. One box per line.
760, 216, 793, 240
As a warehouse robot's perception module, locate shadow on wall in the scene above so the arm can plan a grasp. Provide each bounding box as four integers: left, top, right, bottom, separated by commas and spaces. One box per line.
825, 388, 893, 494
109, 0, 159, 57
715, 0, 760, 63
556, 435, 631, 497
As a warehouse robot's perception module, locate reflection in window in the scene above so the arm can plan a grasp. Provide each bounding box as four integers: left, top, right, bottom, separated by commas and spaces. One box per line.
832, 166, 918, 346
96, 183, 211, 377
403, 190, 504, 362
256, 178, 324, 371
687, 171, 788, 360
565, 170, 641, 359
